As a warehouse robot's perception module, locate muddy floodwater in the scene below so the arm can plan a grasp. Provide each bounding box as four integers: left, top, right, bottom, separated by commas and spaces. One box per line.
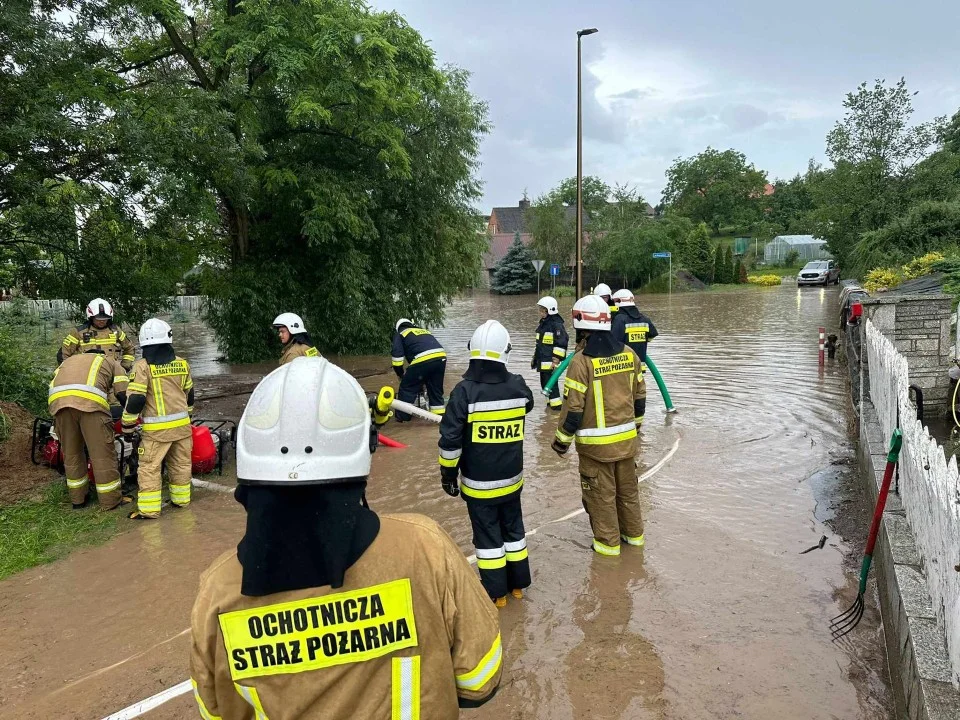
0, 286, 894, 719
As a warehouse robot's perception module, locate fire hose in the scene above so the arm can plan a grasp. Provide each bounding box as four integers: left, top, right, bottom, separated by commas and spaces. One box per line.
372, 386, 442, 425
541, 352, 677, 413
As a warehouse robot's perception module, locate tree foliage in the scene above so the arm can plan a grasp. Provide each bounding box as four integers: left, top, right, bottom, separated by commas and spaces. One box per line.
688, 223, 714, 283
662, 148, 767, 234
491, 234, 536, 295
2, 0, 488, 357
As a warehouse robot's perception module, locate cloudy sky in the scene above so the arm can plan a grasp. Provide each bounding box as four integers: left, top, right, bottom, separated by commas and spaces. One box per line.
373, 0, 960, 212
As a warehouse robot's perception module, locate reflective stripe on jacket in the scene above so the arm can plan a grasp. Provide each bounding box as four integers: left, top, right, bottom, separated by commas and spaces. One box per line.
556, 340, 646, 462
439, 366, 534, 503
49, 353, 129, 416
611, 307, 658, 362
391, 327, 446, 368
533, 315, 569, 371
62, 324, 136, 369
124, 357, 194, 440
190, 514, 502, 720
280, 342, 320, 366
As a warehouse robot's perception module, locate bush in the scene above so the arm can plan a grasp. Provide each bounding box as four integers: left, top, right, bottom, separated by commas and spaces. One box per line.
902, 252, 945, 280
863, 268, 901, 293
554, 285, 575, 297
785, 249, 800, 266
737, 260, 748, 284
747, 274, 783, 287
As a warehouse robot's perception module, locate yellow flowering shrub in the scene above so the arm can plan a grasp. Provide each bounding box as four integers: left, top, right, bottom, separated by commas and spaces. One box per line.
863, 268, 901, 293
901, 252, 945, 280
747, 275, 783, 287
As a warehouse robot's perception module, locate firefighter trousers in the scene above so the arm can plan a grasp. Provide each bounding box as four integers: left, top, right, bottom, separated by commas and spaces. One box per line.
396, 358, 446, 420
136, 434, 193, 517
539, 369, 562, 409
54, 408, 121, 509
466, 495, 531, 600
578, 455, 644, 556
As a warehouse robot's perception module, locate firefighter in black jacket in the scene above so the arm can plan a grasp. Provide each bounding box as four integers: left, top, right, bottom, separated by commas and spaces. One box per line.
439, 320, 535, 607
391, 318, 447, 420
531, 296, 569, 410
611, 289, 658, 371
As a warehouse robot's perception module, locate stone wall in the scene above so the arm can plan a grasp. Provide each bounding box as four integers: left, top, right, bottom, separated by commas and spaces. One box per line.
861, 293, 954, 413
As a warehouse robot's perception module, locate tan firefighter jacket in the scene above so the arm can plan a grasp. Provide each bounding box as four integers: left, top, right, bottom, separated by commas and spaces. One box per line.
555, 340, 646, 463
62, 324, 136, 370
122, 357, 194, 441
190, 513, 503, 720
280, 341, 320, 366
49, 353, 129, 416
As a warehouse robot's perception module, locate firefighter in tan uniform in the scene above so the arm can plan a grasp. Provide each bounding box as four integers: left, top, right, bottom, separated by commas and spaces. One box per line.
273, 312, 320, 365
121, 318, 195, 519
48, 349, 130, 509
60, 298, 136, 371
552, 295, 647, 556
191, 357, 502, 719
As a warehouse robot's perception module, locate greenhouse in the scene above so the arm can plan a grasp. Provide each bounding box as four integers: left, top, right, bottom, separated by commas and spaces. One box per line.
763, 235, 831, 264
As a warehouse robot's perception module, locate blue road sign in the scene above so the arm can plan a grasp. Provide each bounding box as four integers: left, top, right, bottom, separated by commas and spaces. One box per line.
550, 263, 561, 276
652, 252, 672, 258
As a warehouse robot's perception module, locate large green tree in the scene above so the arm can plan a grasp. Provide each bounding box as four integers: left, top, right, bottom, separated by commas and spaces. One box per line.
491, 233, 535, 294
662, 148, 767, 233
2, 0, 488, 357
814, 78, 945, 272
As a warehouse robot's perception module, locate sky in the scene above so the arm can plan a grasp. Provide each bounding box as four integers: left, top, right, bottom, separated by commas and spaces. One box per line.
372, 0, 960, 213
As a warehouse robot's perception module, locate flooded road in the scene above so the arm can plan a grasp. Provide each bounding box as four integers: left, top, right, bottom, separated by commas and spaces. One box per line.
0, 286, 893, 719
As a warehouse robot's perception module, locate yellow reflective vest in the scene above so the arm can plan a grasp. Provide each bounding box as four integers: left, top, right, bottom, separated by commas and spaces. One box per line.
190, 513, 502, 720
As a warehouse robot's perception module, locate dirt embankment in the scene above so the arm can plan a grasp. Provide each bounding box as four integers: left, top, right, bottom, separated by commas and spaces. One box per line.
0, 401, 54, 505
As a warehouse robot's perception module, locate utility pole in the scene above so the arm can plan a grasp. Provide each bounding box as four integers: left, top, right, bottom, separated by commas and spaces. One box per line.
576, 27, 597, 300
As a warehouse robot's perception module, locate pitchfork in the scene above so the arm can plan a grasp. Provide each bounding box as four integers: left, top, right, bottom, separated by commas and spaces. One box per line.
830, 428, 903, 641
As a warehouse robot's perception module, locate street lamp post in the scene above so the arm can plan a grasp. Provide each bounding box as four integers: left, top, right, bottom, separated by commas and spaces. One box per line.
575, 27, 597, 300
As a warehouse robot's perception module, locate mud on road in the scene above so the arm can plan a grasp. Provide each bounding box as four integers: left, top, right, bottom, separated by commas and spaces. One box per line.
0, 287, 894, 719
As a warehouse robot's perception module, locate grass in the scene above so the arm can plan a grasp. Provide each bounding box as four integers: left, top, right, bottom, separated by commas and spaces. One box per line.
749, 264, 803, 278
0, 481, 125, 580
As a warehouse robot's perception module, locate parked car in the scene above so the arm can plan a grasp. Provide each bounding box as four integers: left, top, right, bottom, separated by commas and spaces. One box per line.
797, 260, 840, 286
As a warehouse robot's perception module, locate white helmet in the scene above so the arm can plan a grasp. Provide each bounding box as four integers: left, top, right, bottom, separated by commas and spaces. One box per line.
468, 319, 512, 365
612, 289, 636, 307
139, 318, 173, 346
537, 296, 559, 315
237, 357, 372, 485
396, 318, 413, 332
572, 295, 612, 331
593, 283, 612, 298
86, 298, 114, 320
272, 312, 306, 334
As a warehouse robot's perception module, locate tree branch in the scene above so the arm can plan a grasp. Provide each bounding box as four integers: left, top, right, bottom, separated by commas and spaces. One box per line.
116, 49, 177, 74
153, 13, 214, 90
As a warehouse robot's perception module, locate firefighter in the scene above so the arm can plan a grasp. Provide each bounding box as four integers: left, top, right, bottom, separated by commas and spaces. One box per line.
122, 318, 195, 519
48, 348, 130, 509
611, 289, 658, 380
531, 296, 568, 410
391, 318, 447, 420
552, 295, 646, 556
60, 298, 136, 371
272, 312, 320, 366
440, 320, 534, 607
592, 283, 616, 314
190, 357, 503, 720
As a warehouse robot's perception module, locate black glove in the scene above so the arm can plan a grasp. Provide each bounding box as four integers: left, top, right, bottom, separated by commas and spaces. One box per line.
393, 366, 404, 380
441, 476, 460, 497
530, 357, 537, 370
551, 438, 570, 456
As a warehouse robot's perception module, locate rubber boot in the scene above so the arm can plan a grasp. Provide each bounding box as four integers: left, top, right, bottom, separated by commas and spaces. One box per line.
494, 596, 507, 608
511, 589, 523, 600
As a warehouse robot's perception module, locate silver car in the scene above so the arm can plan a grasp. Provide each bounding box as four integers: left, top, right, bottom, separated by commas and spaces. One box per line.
797, 260, 840, 286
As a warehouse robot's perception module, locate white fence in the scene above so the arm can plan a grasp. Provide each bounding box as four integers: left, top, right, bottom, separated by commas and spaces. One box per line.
866, 319, 960, 686
0, 296, 206, 317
